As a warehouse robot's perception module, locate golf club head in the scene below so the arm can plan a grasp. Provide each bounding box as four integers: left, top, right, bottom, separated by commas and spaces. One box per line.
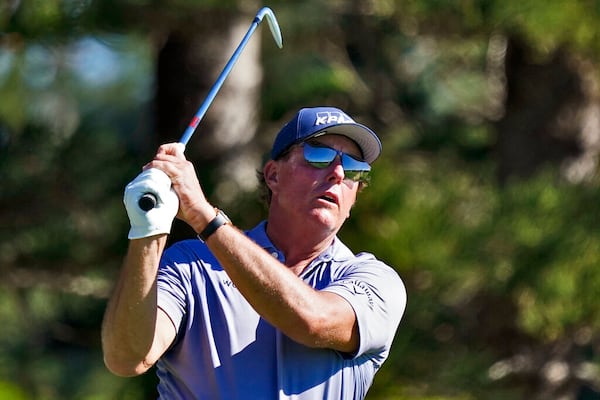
256, 7, 283, 48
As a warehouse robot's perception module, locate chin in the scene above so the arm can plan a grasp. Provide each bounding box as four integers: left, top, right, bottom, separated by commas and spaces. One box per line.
310, 210, 341, 230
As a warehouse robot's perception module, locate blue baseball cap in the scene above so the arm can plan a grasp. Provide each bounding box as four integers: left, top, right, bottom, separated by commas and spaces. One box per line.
270, 107, 382, 163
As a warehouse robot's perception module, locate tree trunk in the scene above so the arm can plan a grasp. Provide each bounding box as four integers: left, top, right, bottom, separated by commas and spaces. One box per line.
495, 36, 600, 184
153, 8, 264, 238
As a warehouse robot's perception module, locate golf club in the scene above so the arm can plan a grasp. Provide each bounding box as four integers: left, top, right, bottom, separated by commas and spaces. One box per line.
138, 6, 283, 211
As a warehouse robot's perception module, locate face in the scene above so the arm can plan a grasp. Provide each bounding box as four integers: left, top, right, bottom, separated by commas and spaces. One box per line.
264, 134, 364, 234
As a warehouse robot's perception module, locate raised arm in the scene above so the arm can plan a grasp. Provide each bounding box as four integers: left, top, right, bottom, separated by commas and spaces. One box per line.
102, 149, 183, 376
101, 236, 177, 376
142, 143, 359, 353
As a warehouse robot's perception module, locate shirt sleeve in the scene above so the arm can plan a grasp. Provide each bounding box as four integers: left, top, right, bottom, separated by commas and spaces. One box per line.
156, 242, 197, 335
321, 253, 406, 362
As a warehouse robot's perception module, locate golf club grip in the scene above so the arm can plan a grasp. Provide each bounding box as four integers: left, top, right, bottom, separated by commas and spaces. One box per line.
138, 193, 157, 211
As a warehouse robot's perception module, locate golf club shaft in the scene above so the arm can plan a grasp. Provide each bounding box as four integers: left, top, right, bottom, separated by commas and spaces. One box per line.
138, 7, 282, 212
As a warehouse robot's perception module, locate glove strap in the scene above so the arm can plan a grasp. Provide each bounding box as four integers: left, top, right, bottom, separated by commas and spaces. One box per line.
198, 208, 231, 242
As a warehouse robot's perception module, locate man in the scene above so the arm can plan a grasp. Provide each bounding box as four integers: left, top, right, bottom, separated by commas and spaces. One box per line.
102, 106, 406, 399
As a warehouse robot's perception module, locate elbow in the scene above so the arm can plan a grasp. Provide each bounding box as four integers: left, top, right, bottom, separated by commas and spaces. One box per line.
103, 347, 153, 377
101, 325, 157, 377
104, 358, 134, 377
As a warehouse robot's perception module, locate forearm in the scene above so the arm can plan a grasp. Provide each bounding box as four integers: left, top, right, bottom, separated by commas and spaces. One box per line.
206, 225, 358, 352
101, 236, 169, 376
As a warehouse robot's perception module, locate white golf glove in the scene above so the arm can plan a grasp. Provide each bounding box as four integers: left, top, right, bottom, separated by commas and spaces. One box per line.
123, 168, 179, 239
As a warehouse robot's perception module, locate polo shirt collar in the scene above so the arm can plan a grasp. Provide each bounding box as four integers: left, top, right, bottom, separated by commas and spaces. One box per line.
246, 221, 353, 265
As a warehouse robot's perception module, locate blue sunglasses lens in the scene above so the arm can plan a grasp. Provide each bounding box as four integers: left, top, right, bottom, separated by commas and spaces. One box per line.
303, 143, 371, 183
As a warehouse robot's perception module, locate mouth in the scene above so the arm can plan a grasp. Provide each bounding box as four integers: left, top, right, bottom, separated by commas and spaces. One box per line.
318, 193, 338, 205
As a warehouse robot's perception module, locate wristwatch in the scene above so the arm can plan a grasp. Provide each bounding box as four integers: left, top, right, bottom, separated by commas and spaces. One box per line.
197, 208, 231, 242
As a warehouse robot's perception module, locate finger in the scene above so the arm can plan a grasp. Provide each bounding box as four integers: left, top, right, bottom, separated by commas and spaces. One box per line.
156, 143, 169, 156
155, 143, 183, 157
174, 142, 186, 157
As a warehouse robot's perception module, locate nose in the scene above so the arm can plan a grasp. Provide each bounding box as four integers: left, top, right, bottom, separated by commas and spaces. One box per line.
327, 156, 346, 183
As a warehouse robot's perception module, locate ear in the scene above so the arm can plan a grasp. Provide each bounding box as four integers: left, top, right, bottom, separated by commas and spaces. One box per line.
263, 160, 279, 191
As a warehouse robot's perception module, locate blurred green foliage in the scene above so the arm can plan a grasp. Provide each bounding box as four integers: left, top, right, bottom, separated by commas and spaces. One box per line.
2, 0, 600, 399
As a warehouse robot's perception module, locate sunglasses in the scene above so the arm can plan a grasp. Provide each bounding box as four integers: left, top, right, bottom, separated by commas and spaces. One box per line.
302, 142, 371, 183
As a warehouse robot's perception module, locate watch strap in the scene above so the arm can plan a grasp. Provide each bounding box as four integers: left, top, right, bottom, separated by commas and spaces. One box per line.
197, 208, 231, 242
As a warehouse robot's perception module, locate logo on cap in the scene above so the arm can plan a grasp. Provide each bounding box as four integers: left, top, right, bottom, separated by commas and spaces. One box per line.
315, 111, 355, 127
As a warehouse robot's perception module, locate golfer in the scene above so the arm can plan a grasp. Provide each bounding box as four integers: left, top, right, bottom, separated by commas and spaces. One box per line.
102, 106, 406, 399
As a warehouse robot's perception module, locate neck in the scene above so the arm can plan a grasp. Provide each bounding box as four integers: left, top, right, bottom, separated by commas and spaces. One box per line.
266, 212, 337, 274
